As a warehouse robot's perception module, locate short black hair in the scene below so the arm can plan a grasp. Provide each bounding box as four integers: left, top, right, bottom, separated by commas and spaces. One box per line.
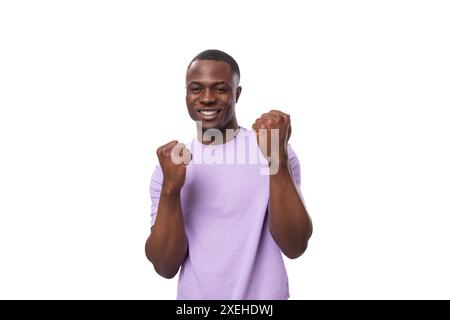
187, 49, 240, 80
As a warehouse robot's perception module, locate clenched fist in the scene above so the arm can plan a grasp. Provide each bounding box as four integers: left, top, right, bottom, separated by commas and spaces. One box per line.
156, 141, 192, 193
252, 110, 292, 166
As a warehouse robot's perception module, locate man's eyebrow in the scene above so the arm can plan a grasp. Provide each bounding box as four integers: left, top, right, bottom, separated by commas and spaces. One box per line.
187, 81, 229, 86
187, 81, 203, 86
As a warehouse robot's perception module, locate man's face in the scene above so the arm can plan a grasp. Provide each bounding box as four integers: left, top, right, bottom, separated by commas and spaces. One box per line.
186, 60, 241, 131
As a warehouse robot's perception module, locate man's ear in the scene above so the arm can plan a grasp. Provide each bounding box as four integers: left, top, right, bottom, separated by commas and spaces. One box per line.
236, 86, 242, 103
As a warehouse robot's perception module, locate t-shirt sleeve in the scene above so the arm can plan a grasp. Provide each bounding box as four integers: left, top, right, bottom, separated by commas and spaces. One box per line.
149, 164, 164, 227
287, 143, 301, 189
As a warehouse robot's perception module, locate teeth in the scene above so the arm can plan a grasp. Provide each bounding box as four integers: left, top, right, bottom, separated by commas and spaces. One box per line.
200, 110, 219, 116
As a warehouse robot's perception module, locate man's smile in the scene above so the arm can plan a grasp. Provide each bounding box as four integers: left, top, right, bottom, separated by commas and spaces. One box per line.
197, 108, 222, 120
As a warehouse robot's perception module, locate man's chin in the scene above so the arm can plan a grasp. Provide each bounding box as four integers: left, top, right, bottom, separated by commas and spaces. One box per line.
195, 120, 220, 131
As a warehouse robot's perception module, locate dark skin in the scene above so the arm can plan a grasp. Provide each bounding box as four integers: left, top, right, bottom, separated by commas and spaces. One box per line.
252, 110, 313, 258
185, 60, 242, 143
145, 59, 312, 279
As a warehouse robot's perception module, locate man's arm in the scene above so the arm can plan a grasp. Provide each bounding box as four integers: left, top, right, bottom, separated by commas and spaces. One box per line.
253, 110, 313, 259
268, 160, 312, 259
145, 184, 188, 279
145, 141, 190, 278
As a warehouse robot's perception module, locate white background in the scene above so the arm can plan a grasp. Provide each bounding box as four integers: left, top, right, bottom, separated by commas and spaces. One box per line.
1, 1, 449, 299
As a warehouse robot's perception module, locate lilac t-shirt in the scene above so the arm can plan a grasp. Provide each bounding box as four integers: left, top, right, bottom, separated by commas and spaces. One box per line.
150, 127, 302, 300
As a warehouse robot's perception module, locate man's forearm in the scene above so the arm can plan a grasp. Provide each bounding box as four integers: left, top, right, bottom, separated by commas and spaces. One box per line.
269, 163, 312, 259
145, 185, 188, 278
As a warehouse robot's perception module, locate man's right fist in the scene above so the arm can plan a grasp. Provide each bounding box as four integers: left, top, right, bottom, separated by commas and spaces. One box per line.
156, 141, 192, 194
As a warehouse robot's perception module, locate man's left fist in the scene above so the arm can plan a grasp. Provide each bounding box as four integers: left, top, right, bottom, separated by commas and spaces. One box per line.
252, 110, 292, 163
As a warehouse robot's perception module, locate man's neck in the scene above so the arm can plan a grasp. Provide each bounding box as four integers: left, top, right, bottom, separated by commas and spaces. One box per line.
197, 118, 240, 145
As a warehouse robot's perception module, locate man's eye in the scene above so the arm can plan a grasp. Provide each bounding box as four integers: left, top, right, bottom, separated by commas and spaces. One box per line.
189, 87, 201, 93
215, 87, 227, 93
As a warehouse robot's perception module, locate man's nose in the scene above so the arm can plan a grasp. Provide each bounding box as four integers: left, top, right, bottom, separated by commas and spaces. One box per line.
200, 89, 216, 104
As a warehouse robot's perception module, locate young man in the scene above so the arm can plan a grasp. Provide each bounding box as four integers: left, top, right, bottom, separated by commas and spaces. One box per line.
145, 49, 312, 299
